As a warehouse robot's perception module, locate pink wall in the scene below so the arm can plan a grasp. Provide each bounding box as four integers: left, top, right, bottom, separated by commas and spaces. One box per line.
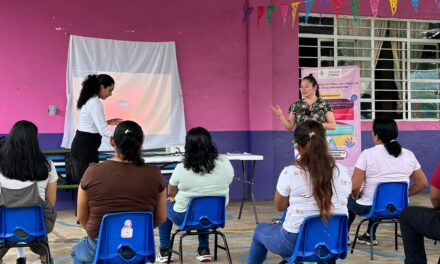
0, 0, 438, 134
0, 0, 249, 133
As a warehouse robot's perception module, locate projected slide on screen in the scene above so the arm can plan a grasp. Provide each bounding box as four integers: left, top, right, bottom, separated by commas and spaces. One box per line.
72, 72, 172, 135
61, 36, 186, 151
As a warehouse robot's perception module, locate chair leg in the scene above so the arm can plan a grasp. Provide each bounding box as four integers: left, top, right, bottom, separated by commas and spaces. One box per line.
214, 232, 218, 261
351, 218, 368, 254
167, 231, 178, 264
394, 221, 398, 251
43, 241, 52, 263
369, 221, 379, 261
217, 231, 232, 264
179, 233, 188, 264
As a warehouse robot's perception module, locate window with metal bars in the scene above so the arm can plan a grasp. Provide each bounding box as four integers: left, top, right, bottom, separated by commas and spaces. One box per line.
298, 14, 440, 120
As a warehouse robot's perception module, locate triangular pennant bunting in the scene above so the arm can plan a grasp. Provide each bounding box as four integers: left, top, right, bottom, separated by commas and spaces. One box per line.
320, 0, 330, 19
436, 0, 440, 8
412, 0, 418, 11
389, 0, 398, 16
332, 0, 343, 17
257, 6, 265, 27
291, 2, 301, 28
242, 6, 254, 25
352, 0, 359, 22
305, 0, 315, 23
267, 5, 276, 27
370, 0, 380, 17
279, 3, 289, 25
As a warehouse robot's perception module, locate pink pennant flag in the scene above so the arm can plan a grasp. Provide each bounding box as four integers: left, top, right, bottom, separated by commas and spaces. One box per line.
370, 0, 380, 17
389, 0, 398, 16
291, 2, 301, 28
280, 3, 289, 25
332, 0, 343, 18
257, 6, 265, 28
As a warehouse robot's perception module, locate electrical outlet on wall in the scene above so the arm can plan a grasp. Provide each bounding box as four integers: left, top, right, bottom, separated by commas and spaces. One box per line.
48, 105, 57, 116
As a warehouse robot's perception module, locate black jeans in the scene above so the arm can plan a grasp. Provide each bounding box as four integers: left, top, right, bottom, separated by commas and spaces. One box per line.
400, 206, 440, 264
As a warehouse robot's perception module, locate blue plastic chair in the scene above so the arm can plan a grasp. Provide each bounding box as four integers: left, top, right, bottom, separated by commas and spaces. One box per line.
350, 181, 408, 260
287, 214, 348, 264
0, 206, 51, 261
167, 196, 232, 264
93, 212, 156, 263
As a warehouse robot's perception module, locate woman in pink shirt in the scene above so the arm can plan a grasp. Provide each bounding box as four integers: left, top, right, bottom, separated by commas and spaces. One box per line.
348, 117, 427, 245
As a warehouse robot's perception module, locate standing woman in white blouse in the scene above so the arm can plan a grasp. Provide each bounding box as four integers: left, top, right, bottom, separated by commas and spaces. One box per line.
71, 74, 122, 181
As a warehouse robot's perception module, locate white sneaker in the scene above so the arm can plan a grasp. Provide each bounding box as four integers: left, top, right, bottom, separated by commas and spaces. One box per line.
196, 248, 212, 262
156, 248, 173, 263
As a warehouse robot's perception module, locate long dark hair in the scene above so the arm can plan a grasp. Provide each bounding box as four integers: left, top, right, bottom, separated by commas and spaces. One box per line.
373, 117, 402, 157
302, 74, 320, 97
183, 127, 219, 175
0, 121, 50, 182
77, 74, 114, 109
113, 121, 144, 165
294, 120, 335, 221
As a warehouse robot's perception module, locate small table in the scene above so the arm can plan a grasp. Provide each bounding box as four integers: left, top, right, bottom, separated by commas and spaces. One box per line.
143, 153, 264, 224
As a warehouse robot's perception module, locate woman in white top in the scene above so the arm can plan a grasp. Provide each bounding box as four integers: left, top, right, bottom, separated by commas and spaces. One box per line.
0, 120, 58, 264
348, 117, 427, 245
70, 74, 122, 182
248, 120, 351, 264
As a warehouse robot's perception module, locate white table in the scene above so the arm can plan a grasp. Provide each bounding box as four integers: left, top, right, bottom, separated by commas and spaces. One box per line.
142, 153, 264, 224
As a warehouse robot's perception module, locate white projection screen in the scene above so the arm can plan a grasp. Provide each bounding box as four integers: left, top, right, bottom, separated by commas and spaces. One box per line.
61, 35, 186, 151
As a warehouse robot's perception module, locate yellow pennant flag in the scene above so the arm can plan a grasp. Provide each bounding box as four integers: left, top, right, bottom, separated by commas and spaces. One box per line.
291, 2, 301, 28
389, 0, 398, 16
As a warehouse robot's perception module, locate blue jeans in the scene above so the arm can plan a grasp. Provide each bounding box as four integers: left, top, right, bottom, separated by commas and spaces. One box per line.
248, 223, 297, 264
347, 196, 376, 235
71, 237, 97, 264
158, 202, 209, 250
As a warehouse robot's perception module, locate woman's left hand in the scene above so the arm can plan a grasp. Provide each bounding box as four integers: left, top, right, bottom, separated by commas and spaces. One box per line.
107, 118, 123, 125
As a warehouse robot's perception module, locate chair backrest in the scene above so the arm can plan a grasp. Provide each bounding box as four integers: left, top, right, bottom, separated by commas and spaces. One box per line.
93, 212, 155, 264
0, 206, 47, 243
368, 181, 408, 219
289, 214, 348, 263
179, 196, 226, 230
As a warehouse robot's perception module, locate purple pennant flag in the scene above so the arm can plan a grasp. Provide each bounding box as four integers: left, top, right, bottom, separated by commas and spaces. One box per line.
305, 0, 315, 24
242, 6, 254, 25
435, 0, 440, 8
321, 0, 330, 10
320, 0, 330, 21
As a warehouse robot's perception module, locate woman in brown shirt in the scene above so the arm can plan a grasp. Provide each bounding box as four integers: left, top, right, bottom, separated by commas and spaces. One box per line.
71, 120, 167, 263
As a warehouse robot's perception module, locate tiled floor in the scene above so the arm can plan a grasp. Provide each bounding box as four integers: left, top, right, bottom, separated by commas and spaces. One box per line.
3, 194, 439, 263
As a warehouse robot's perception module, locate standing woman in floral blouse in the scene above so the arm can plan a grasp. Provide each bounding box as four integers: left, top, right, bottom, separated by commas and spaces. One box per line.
271, 74, 336, 131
